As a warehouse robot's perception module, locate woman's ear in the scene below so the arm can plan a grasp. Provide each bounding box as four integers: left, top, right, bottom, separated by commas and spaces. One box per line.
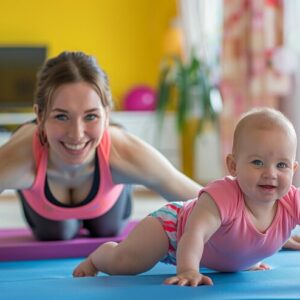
33, 104, 41, 125
226, 154, 237, 176
104, 107, 110, 128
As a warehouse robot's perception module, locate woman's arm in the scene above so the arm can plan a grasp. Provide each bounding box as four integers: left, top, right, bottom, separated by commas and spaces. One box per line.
109, 126, 201, 201
0, 123, 36, 193
165, 192, 221, 286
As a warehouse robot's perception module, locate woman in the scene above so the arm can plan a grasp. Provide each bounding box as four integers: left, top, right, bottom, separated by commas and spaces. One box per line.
0, 51, 200, 241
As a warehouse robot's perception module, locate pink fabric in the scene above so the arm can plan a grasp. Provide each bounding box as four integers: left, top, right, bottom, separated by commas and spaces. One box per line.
21, 129, 124, 221
177, 176, 300, 272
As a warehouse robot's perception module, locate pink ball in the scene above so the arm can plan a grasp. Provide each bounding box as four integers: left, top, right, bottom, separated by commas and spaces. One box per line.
123, 86, 156, 111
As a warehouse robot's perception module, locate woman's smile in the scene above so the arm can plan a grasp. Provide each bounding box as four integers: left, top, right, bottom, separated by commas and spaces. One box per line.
62, 141, 89, 151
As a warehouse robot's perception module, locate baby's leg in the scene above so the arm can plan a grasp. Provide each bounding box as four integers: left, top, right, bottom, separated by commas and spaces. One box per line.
73, 216, 169, 276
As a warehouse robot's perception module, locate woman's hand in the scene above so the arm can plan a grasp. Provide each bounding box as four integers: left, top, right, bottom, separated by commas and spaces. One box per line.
164, 270, 213, 287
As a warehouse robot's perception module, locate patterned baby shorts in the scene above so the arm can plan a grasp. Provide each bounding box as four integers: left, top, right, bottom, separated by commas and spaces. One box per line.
149, 201, 184, 265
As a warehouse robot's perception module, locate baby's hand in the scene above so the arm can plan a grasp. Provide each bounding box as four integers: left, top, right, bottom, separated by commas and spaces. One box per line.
282, 235, 300, 250
73, 257, 98, 277
164, 270, 213, 287
249, 262, 270, 271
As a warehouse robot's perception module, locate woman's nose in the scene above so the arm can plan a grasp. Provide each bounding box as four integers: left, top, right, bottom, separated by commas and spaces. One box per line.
68, 119, 85, 140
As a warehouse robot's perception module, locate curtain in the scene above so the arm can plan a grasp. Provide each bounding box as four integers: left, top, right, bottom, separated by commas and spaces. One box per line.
282, 0, 300, 185
178, 0, 222, 65
177, 0, 224, 183
220, 0, 288, 161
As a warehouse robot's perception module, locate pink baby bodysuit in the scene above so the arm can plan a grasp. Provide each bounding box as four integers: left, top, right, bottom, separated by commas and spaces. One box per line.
177, 176, 300, 271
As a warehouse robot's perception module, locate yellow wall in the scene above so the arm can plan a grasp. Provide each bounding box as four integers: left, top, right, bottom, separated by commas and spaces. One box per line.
0, 0, 177, 107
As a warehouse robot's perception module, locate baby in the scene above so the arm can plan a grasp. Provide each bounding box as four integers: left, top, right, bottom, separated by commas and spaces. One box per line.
73, 107, 299, 286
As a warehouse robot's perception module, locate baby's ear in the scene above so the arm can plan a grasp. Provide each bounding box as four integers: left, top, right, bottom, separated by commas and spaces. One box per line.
293, 161, 299, 173
226, 154, 237, 176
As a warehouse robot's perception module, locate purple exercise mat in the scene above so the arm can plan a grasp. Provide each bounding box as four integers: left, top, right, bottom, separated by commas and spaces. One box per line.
0, 220, 138, 261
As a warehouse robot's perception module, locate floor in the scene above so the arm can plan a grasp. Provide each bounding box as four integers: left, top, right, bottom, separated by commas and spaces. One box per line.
2, 189, 300, 299
0, 188, 165, 229
2, 234, 300, 299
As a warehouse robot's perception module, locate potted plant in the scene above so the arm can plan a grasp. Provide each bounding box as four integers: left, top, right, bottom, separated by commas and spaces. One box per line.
156, 53, 222, 180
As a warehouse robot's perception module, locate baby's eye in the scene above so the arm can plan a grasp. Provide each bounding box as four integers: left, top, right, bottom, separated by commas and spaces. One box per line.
85, 114, 98, 121
54, 114, 68, 121
251, 160, 263, 166
277, 162, 288, 169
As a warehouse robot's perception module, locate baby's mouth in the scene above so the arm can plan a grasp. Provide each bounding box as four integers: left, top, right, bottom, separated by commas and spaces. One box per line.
258, 184, 276, 190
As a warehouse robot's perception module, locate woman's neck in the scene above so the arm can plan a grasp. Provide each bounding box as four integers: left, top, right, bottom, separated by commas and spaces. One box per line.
47, 149, 96, 179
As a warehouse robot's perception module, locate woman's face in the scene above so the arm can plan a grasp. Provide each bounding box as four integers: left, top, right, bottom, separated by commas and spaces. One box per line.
42, 81, 109, 166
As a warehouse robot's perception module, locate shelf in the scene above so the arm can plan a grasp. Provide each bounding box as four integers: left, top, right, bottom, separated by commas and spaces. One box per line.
0, 113, 35, 125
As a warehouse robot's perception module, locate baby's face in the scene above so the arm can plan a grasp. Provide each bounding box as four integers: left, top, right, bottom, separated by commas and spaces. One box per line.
233, 127, 297, 205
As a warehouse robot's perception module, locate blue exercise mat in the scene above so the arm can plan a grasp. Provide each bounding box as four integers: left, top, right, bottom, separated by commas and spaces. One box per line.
1, 249, 300, 299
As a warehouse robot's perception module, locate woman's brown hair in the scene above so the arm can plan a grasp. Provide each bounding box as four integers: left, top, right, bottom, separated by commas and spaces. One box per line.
34, 51, 112, 144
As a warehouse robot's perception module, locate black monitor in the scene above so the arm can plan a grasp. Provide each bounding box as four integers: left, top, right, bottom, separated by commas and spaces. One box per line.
0, 46, 47, 111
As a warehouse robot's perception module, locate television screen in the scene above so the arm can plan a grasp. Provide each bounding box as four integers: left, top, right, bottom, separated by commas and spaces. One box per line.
0, 46, 47, 111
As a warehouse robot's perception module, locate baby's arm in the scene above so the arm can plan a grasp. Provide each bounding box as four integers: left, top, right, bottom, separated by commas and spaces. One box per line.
282, 235, 300, 250
164, 192, 221, 287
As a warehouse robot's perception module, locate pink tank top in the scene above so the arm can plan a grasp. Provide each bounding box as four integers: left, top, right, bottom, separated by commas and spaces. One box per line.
21, 129, 124, 220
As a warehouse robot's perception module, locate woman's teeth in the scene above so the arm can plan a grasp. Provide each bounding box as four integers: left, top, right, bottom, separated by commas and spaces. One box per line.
64, 143, 86, 150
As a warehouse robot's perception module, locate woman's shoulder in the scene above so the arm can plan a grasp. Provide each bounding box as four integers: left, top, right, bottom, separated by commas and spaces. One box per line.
0, 123, 36, 190
108, 125, 146, 161
108, 124, 164, 183
6, 123, 36, 155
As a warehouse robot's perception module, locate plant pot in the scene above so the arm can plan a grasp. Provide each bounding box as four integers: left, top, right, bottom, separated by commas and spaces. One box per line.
180, 117, 199, 179
180, 119, 223, 184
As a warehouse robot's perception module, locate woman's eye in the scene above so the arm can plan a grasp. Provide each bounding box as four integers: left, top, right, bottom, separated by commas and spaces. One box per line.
277, 162, 288, 169
54, 114, 68, 121
85, 114, 98, 121
251, 160, 263, 166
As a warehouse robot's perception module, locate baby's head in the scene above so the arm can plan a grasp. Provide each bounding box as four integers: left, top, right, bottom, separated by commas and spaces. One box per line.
226, 107, 298, 203
232, 107, 297, 158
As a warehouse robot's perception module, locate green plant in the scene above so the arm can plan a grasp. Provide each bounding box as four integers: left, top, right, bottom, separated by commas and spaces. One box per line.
156, 53, 219, 133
